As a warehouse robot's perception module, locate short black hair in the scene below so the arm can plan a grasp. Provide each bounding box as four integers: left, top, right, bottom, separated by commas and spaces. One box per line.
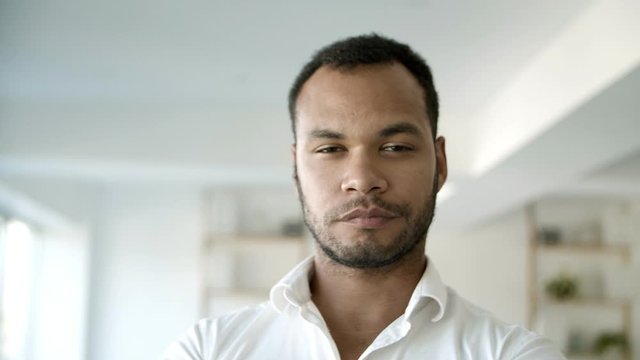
288, 33, 439, 139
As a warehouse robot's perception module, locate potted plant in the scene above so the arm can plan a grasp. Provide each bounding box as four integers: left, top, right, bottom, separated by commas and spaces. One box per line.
593, 332, 629, 360
545, 273, 579, 301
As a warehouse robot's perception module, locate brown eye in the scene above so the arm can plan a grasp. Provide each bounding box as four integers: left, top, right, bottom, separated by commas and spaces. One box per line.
381, 144, 413, 152
316, 146, 344, 154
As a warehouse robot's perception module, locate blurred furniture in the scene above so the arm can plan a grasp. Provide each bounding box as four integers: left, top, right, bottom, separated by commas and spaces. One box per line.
526, 197, 637, 360
199, 188, 311, 318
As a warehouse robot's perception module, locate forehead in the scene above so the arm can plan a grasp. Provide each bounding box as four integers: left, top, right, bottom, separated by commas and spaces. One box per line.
295, 63, 430, 138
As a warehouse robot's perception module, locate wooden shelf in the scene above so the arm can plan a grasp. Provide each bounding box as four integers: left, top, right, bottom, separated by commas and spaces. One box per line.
208, 234, 304, 241
204, 234, 306, 250
206, 287, 270, 297
200, 189, 308, 318
566, 352, 602, 360
534, 242, 630, 262
540, 297, 631, 309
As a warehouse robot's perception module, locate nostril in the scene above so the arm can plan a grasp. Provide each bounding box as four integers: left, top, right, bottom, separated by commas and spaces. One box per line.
343, 183, 386, 195
340, 164, 388, 194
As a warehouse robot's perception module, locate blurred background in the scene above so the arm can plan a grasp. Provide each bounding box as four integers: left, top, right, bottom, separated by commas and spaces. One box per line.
1, 0, 639, 359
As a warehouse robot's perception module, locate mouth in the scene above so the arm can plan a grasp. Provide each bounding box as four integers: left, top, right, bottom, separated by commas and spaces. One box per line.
338, 207, 399, 229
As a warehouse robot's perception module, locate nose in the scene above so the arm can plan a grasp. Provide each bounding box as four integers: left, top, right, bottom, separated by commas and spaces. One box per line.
340, 153, 389, 195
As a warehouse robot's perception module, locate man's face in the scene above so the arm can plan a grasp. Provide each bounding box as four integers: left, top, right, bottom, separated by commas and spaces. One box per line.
293, 62, 447, 269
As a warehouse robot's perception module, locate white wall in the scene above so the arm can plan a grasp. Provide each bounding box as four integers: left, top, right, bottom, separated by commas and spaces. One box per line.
428, 209, 529, 326
87, 184, 202, 360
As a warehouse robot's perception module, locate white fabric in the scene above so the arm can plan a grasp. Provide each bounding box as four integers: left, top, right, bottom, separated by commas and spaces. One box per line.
162, 257, 565, 360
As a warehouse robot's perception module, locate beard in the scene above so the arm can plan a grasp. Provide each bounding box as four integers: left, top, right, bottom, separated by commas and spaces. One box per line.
295, 167, 439, 269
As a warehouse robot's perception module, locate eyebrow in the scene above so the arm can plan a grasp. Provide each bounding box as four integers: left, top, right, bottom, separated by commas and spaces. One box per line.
308, 129, 345, 140
378, 122, 424, 138
306, 121, 424, 141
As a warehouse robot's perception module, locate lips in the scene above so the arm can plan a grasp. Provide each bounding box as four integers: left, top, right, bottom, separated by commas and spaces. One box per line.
338, 207, 399, 229
340, 207, 397, 221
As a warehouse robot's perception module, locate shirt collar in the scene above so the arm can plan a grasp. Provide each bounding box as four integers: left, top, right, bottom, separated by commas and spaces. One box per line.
269, 256, 448, 322
405, 257, 448, 322
269, 256, 315, 313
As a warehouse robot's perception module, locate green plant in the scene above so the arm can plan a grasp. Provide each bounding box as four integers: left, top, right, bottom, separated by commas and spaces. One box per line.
593, 332, 629, 355
544, 273, 578, 300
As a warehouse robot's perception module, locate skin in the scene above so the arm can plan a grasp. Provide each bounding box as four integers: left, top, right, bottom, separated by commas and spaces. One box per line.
292, 62, 448, 360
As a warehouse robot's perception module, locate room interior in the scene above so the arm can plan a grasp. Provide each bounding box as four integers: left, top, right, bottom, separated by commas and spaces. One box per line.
1, 1, 639, 359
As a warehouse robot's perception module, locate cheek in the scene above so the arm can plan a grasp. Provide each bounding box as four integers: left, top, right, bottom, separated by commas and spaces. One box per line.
297, 158, 340, 208
395, 164, 434, 197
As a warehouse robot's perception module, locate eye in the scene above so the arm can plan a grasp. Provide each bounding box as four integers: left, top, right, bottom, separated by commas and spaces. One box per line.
315, 145, 345, 154
381, 144, 414, 152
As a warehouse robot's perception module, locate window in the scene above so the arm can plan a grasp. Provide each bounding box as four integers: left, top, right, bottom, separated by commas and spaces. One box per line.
0, 218, 37, 360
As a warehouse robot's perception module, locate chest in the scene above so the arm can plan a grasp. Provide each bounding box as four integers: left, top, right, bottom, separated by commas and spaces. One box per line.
211, 315, 504, 360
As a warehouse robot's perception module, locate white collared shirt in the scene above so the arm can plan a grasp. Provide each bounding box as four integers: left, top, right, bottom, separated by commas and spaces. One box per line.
162, 257, 565, 360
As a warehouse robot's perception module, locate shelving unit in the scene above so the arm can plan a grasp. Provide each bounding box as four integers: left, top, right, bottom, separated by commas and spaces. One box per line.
535, 243, 630, 261
198, 188, 311, 318
202, 234, 308, 317
526, 198, 635, 360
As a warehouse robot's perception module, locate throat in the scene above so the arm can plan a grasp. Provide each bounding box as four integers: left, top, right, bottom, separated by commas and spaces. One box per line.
309, 252, 427, 359
330, 326, 385, 360
311, 281, 412, 360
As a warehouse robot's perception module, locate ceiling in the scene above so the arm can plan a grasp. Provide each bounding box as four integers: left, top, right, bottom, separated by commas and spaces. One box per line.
1, 0, 639, 231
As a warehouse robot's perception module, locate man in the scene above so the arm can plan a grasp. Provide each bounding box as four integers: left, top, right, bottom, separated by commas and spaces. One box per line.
163, 34, 565, 360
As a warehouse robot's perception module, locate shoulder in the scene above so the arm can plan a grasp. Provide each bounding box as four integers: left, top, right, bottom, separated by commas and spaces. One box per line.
160, 302, 276, 360
443, 288, 566, 359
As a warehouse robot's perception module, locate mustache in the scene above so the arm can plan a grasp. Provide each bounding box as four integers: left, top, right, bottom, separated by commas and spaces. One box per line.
325, 196, 410, 223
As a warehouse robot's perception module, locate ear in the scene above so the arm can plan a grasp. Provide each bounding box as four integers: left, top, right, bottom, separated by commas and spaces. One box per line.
291, 143, 296, 163
434, 136, 448, 191
291, 143, 299, 182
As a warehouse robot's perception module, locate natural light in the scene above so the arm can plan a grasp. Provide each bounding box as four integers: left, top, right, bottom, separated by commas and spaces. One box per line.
1, 220, 34, 359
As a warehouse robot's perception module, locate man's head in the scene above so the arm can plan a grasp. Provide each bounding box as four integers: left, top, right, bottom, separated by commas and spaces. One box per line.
289, 33, 439, 142
290, 34, 447, 269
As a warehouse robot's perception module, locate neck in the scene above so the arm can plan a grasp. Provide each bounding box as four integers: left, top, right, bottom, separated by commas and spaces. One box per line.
310, 243, 427, 327
311, 246, 427, 306
310, 245, 427, 360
